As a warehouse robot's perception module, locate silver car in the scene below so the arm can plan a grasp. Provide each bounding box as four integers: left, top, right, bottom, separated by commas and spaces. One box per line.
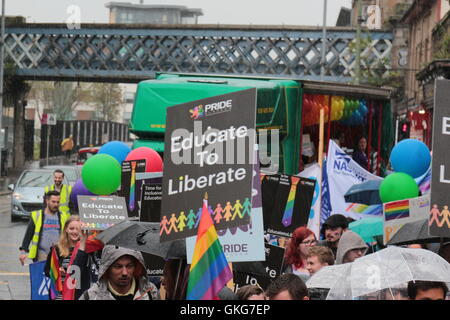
9, 169, 70, 222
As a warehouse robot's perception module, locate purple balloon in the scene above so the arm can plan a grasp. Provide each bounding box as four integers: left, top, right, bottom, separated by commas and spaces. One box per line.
70, 179, 95, 211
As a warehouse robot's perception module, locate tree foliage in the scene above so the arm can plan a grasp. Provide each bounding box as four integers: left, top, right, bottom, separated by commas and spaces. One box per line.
348, 32, 403, 98
88, 83, 122, 121
27, 81, 90, 121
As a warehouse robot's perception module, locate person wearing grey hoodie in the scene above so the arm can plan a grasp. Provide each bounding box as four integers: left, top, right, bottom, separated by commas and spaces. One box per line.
335, 230, 368, 265
79, 245, 159, 300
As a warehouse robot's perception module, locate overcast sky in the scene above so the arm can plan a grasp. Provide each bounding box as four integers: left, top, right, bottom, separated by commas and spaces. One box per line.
6, 0, 352, 26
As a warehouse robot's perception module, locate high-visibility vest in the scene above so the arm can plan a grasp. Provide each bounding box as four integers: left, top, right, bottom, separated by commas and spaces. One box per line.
28, 210, 70, 259
45, 184, 72, 214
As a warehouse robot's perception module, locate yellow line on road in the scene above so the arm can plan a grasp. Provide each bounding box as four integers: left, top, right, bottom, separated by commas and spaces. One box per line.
0, 272, 29, 276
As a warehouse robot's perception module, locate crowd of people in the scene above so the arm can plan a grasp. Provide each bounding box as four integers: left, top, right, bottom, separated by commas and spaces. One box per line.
17, 169, 450, 300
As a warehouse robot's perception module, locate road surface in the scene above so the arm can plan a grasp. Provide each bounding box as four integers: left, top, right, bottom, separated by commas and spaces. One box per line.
0, 194, 30, 300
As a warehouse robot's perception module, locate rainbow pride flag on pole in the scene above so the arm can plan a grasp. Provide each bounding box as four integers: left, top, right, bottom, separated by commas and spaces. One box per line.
49, 247, 63, 297
186, 194, 232, 300
384, 199, 410, 221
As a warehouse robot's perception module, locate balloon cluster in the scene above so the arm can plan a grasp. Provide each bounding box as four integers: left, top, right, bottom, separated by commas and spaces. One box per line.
379, 139, 431, 203
303, 95, 368, 126
72, 140, 164, 209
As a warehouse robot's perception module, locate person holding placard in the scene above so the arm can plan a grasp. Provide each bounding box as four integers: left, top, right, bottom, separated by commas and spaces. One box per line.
44, 215, 81, 300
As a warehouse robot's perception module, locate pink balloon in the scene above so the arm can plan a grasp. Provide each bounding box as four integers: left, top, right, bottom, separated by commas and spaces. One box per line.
125, 147, 163, 172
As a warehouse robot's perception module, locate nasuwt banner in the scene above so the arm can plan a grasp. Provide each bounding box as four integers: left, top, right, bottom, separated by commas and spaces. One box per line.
324, 140, 383, 221
78, 195, 128, 230
383, 195, 430, 244
429, 79, 450, 237
160, 89, 257, 242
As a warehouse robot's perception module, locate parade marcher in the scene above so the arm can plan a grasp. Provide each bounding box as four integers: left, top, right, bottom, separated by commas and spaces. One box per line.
318, 214, 349, 258
282, 226, 317, 281
407, 281, 448, 300
44, 215, 81, 300
266, 273, 309, 300
305, 246, 334, 276
19, 191, 70, 265
335, 230, 368, 264
236, 284, 266, 300
45, 169, 73, 215
79, 245, 159, 300
352, 137, 369, 169
61, 135, 74, 160
305, 246, 334, 300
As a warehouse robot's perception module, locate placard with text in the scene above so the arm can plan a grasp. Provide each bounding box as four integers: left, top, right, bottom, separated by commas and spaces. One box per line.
429, 79, 450, 237
77, 195, 128, 230
160, 89, 256, 242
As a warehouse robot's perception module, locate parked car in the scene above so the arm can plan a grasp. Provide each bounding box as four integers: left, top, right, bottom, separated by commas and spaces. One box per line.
41, 165, 81, 186
9, 169, 70, 222
76, 146, 100, 166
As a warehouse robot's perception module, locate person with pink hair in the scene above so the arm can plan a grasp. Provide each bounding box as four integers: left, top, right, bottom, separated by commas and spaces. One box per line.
282, 226, 317, 280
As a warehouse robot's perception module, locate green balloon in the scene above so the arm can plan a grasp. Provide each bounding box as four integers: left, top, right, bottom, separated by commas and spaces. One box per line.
379, 172, 419, 203
81, 154, 121, 195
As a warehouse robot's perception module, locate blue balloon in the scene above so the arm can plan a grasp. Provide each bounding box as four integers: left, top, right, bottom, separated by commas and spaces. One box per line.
98, 141, 131, 164
390, 139, 431, 178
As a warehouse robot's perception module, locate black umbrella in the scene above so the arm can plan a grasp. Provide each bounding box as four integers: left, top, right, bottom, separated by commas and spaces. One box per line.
344, 180, 382, 206
95, 220, 152, 246
387, 218, 450, 246
136, 224, 186, 259
232, 261, 268, 277
96, 221, 186, 259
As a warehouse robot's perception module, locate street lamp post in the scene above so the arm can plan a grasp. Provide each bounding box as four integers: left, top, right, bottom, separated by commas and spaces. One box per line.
320, 0, 327, 81
355, 0, 362, 85
0, 0, 5, 176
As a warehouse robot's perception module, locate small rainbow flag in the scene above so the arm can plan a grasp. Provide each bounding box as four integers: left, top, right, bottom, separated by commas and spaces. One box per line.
384, 200, 410, 221
186, 195, 232, 300
49, 247, 63, 293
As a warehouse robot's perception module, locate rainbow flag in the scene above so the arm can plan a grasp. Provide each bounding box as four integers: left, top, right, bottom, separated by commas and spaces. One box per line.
384, 200, 410, 221
186, 197, 232, 300
49, 247, 63, 294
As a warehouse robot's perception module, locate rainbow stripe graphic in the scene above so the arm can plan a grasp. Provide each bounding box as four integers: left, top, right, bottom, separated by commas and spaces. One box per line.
384, 200, 410, 221
346, 203, 383, 216
186, 198, 232, 300
282, 176, 300, 227
129, 161, 136, 211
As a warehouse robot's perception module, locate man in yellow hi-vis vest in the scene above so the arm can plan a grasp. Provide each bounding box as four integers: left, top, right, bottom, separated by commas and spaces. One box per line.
45, 169, 72, 215
19, 190, 70, 264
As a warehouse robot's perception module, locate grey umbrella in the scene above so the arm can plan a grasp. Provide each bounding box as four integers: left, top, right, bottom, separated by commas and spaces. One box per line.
344, 180, 382, 205
96, 221, 186, 259
387, 218, 450, 246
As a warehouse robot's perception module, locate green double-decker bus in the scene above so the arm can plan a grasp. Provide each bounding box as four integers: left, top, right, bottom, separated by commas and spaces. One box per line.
129, 73, 392, 175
